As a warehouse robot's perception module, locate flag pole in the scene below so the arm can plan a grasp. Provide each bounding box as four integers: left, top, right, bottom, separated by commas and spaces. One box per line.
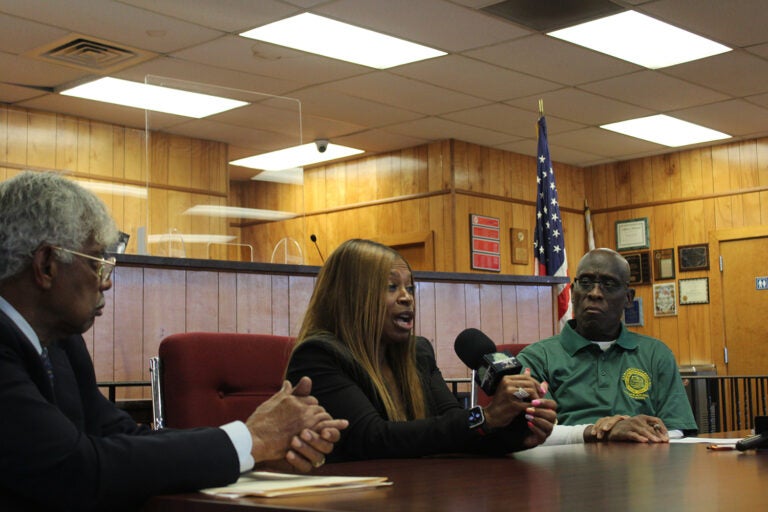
538, 98, 544, 116
584, 199, 596, 251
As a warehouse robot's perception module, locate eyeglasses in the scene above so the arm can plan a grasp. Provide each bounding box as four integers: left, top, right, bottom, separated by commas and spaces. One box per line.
52, 246, 116, 285
573, 276, 627, 292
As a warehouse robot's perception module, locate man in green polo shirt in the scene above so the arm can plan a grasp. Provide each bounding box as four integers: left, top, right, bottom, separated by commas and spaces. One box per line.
517, 248, 697, 444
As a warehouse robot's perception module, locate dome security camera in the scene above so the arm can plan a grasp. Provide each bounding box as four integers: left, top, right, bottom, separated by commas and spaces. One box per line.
315, 139, 329, 153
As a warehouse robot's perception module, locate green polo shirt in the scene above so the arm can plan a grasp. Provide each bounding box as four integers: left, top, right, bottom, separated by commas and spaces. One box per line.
517, 320, 698, 433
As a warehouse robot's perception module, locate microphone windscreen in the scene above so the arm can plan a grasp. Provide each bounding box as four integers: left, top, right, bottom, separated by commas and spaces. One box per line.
310, 234, 317, 242
454, 328, 497, 370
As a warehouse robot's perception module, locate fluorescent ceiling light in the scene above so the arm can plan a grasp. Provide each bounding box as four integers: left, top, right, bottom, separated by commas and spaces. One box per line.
75, 180, 148, 198
548, 11, 731, 69
601, 115, 731, 147
60, 77, 248, 118
230, 142, 363, 171
252, 168, 304, 185
147, 234, 237, 244
240, 13, 446, 69
184, 205, 297, 221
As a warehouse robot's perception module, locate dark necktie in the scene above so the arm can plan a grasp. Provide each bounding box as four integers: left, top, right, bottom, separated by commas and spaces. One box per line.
41, 347, 55, 388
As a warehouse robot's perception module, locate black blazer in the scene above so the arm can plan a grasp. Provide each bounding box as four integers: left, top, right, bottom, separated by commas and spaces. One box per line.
0, 312, 240, 511
286, 335, 528, 462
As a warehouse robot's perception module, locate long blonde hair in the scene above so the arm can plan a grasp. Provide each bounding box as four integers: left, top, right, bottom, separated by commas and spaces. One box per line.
296, 239, 426, 421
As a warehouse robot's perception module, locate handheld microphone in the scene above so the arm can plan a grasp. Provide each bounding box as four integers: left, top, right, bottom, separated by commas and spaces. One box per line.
736, 432, 768, 451
310, 234, 325, 262
454, 328, 522, 396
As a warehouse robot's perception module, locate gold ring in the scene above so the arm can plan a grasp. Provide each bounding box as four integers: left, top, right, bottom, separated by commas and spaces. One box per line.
313, 456, 326, 468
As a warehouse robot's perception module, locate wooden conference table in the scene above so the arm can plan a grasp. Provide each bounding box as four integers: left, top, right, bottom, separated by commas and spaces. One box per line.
142, 438, 767, 512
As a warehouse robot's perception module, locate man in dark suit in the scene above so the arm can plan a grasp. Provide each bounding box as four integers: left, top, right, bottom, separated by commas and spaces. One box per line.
0, 172, 347, 511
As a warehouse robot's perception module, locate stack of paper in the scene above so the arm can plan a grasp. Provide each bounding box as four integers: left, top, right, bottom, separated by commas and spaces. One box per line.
202, 471, 392, 498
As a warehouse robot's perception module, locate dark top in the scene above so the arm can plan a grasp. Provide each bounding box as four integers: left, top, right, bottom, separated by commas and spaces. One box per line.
286, 335, 528, 462
0, 312, 240, 512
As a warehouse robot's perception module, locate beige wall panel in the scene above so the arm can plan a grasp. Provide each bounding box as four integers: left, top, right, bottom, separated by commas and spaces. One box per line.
142, 266, 186, 353
478, 284, 503, 344
185, 271, 220, 332
236, 273, 273, 334
416, 281, 437, 345
433, 283, 469, 379
269, 274, 290, 336
110, 266, 145, 398
515, 285, 544, 343
218, 272, 238, 333
500, 285, 521, 343
288, 275, 315, 337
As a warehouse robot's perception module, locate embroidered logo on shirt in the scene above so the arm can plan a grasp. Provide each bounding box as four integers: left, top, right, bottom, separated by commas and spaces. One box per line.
622, 368, 650, 399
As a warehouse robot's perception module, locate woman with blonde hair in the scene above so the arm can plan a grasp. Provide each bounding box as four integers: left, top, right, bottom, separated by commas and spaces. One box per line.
287, 239, 557, 462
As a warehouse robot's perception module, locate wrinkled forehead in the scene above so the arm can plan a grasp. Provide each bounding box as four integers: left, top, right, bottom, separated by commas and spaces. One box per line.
576, 252, 629, 280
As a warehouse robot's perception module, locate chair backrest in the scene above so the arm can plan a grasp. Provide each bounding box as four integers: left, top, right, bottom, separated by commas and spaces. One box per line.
150, 332, 295, 429
475, 343, 530, 407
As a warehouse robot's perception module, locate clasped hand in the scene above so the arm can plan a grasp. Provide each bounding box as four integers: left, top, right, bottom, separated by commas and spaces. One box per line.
246, 376, 348, 472
589, 414, 669, 443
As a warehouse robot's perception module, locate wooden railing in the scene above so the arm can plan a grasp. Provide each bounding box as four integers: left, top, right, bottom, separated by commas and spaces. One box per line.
686, 376, 768, 433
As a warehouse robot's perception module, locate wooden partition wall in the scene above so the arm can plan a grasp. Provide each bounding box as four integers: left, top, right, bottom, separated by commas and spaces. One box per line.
88, 256, 564, 399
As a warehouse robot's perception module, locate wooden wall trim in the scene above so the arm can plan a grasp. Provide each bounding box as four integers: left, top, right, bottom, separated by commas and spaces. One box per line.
235, 190, 449, 228
455, 189, 585, 215
0, 160, 228, 198
592, 184, 768, 215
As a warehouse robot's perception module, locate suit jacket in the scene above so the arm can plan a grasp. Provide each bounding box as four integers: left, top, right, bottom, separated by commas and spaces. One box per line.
0, 312, 240, 511
286, 335, 528, 462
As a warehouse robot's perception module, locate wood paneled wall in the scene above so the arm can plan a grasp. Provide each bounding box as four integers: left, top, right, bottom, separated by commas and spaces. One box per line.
0, 106, 233, 260
585, 139, 768, 369
236, 139, 589, 276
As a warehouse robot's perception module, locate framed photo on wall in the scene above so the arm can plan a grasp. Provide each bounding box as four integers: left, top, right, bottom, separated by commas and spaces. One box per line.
653, 282, 677, 317
653, 248, 675, 280
615, 218, 650, 251
678, 244, 709, 271
624, 297, 644, 327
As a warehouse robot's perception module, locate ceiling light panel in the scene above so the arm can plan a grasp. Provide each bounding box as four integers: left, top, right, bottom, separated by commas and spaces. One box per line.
601, 115, 731, 147
548, 11, 731, 69
240, 13, 446, 69
230, 142, 364, 171
60, 77, 248, 118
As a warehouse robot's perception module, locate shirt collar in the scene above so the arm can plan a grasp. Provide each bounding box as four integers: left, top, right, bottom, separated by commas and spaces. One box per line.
0, 295, 42, 355
559, 319, 637, 355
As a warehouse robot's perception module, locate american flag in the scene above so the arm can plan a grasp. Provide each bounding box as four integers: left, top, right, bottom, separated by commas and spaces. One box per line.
533, 114, 572, 330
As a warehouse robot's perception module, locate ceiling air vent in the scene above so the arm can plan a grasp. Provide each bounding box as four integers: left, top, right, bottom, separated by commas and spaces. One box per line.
25, 34, 155, 73
482, 0, 623, 32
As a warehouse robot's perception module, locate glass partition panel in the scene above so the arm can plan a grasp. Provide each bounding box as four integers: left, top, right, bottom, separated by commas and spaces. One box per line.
0, 105, 149, 251
143, 75, 305, 263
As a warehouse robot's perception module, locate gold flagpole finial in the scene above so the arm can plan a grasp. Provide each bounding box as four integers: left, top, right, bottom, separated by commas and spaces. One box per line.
538, 99, 544, 116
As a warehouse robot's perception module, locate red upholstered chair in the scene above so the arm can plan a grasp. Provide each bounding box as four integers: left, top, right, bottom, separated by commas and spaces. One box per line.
476, 343, 530, 407
149, 332, 295, 429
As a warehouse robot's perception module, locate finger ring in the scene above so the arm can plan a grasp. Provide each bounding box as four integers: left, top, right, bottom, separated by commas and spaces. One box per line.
313, 456, 326, 468
513, 387, 530, 400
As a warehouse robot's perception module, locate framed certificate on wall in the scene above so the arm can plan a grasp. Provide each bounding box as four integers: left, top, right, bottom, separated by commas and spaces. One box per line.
616, 218, 650, 251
